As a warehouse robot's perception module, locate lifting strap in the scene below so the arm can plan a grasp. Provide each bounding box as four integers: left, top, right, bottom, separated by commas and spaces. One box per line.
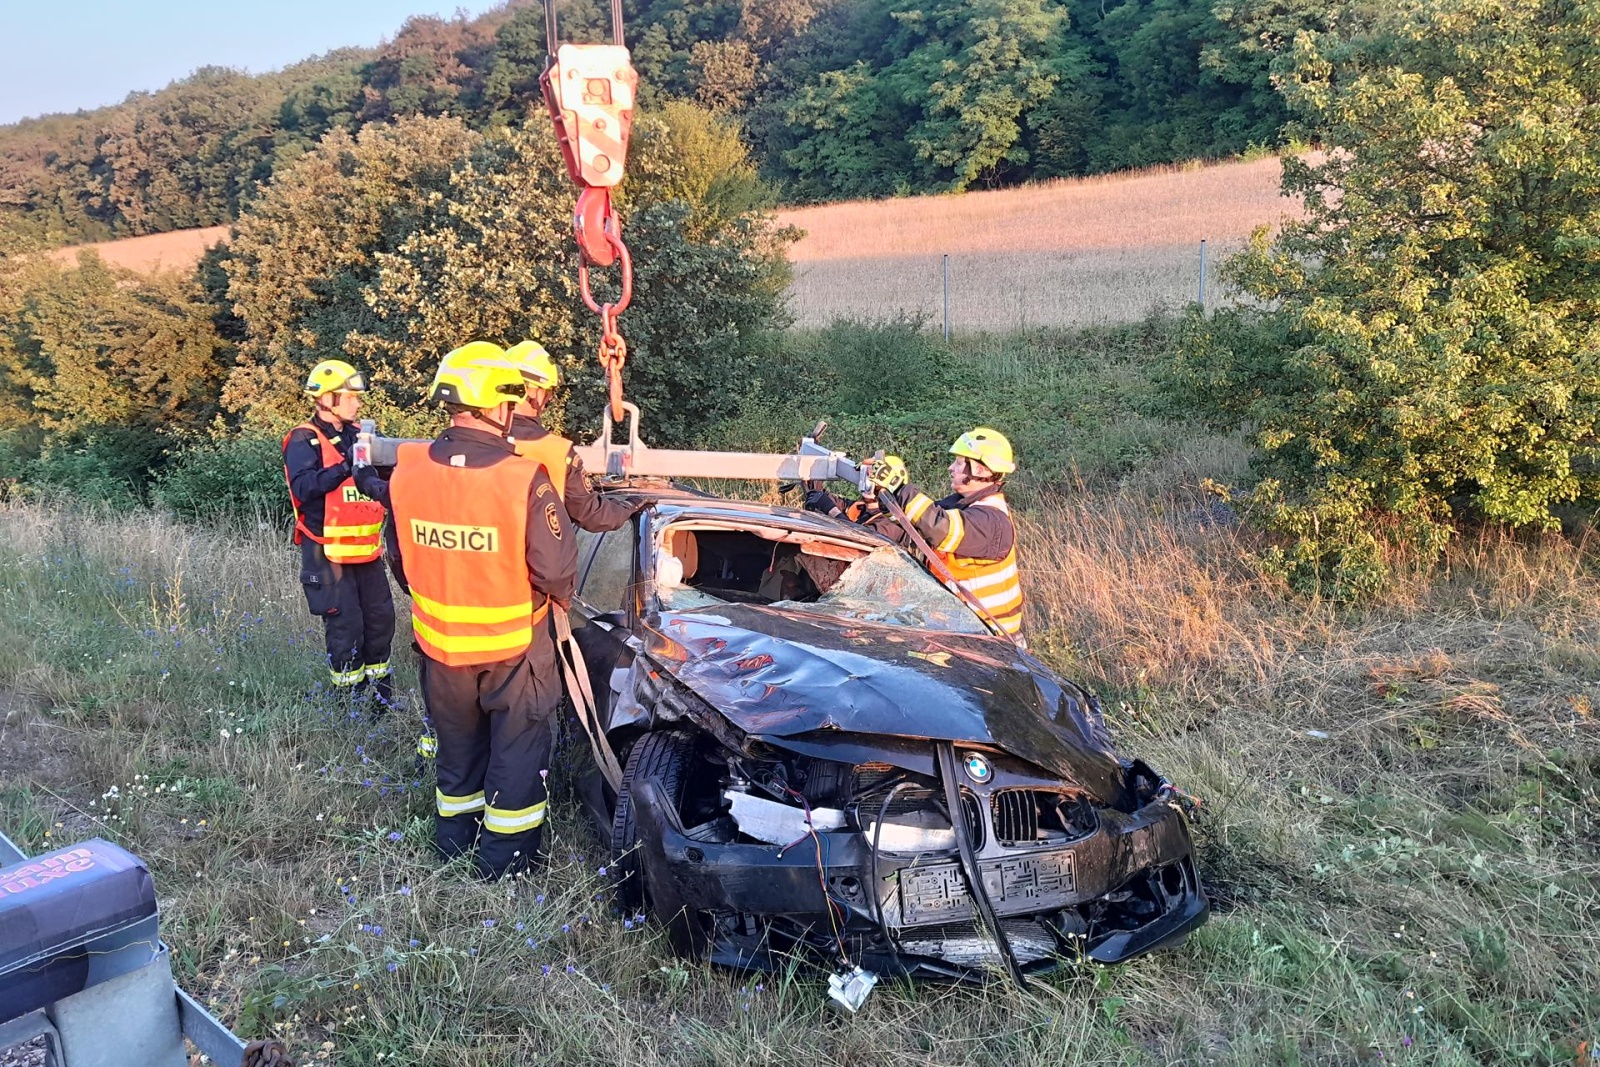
553, 610, 625, 791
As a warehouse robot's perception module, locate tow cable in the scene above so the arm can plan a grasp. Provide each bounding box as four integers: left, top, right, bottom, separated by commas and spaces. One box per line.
541, 0, 638, 423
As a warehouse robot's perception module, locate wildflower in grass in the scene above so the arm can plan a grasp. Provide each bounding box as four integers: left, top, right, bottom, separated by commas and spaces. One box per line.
408, 939, 420, 948
514, 922, 524, 932
535, 894, 545, 905
468, 948, 478, 957
526, 938, 536, 948
386, 962, 398, 973
565, 964, 576, 975
483, 919, 495, 928
623, 919, 634, 930
399, 886, 411, 897
561, 924, 570, 933
387, 831, 402, 842
598, 866, 607, 876
541, 964, 553, 976
371, 925, 384, 937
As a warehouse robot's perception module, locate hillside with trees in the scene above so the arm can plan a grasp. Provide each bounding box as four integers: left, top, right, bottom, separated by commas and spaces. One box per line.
0, 0, 1295, 241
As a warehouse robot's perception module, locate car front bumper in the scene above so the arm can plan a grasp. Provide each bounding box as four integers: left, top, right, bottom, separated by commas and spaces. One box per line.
629, 780, 1208, 974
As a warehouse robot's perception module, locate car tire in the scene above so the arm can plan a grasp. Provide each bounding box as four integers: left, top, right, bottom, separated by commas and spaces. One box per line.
610, 729, 696, 909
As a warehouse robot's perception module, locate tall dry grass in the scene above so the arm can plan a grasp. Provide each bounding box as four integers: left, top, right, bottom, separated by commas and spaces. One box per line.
0, 496, 1594, 1065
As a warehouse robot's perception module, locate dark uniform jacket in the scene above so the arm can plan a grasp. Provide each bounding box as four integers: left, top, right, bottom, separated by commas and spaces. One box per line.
810, 482, 1016, 560
391, 425, 577, 610
283, 413, 390, 537
511, 413, 636, 533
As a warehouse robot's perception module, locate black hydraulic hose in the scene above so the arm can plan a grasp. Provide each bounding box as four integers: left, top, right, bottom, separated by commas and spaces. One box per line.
870, 783, 910, 972
935, 742, 1026, 987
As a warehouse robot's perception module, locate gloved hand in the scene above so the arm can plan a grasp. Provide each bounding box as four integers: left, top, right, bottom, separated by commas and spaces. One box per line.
804, 489, 838, 515
864, 454, 908, 493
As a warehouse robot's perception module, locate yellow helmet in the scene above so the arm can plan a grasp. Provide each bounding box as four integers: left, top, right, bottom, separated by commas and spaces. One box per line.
505, 340, 560, 391
949, 427, 1016, 475
304, 359, 366, 397
429, 342, 527, 409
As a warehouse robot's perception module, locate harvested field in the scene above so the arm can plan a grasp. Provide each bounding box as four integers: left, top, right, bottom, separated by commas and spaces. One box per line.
776, 156, 1297, 329
48, 225, 229, 272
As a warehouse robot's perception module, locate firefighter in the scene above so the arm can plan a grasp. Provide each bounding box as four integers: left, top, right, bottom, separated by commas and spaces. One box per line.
842, 428, 1026, 639
283, 359, 396, 705
504, 339, 638, 533
387, 343, 577, 880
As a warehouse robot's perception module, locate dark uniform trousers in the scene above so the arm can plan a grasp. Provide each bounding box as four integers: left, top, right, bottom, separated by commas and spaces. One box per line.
425, 627, 562, 879
301, 540, 397, 702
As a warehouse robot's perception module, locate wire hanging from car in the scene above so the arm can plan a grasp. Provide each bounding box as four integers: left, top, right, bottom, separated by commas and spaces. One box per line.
776, 782, 852, 966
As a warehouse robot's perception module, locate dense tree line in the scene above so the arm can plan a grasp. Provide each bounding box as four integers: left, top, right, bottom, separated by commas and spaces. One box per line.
0, 0, 1300, 240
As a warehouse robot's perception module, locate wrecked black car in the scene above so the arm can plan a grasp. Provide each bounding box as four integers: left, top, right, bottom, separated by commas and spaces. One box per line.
567, 489, 1207, 982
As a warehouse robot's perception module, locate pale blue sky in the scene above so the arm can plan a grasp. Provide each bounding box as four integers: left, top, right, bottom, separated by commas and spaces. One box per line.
0, 0, 507, 125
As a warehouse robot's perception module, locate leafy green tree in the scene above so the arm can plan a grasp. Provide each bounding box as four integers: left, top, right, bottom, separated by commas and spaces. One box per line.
226, 106, 793, 445
894, 0, 1076, 189
1178, 0, 1600, 594
222, 116, 481, 425
9, 254, 227, 433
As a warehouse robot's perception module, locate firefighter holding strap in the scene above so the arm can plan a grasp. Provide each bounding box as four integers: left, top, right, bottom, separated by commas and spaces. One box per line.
505, 340, 638, 534
283, 360, 396, 703
816, 428, 1026, 640
388, 343, 577, 880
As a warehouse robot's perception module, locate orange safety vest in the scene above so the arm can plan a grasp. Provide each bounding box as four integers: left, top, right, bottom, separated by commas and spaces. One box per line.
931, 494, 1024, 637
513, 432, 574, 482
282, 423, 385, 565
388, 441, 554, 667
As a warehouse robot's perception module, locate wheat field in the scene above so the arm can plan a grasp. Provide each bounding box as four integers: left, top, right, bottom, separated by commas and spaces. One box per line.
48, 224, 229, 272
776, 157, 1297, 330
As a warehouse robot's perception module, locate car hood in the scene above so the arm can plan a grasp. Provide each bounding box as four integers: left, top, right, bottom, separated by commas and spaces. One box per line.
639, 604, 1128, 801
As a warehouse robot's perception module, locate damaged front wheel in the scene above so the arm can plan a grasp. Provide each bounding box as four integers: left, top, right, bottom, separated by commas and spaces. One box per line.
610, 730, 696, 908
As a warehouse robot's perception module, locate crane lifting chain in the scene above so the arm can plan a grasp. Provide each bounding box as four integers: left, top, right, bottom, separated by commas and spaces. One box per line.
540, 0, 639, 422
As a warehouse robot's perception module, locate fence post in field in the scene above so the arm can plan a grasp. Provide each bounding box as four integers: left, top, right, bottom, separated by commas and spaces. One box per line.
1198, 239, 1208, 308
942, 254, 950, 341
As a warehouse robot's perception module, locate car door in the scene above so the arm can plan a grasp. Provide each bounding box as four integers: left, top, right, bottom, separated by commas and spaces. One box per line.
570, 516, 642, 731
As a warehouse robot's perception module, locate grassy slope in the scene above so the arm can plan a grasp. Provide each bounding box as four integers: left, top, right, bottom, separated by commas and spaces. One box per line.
0, 325, 1596, 1066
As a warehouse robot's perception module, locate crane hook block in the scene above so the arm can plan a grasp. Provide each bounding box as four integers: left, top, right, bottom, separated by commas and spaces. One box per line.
541, 44, 638, 189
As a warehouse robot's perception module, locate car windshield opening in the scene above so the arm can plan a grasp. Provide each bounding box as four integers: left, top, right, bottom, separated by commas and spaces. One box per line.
656, 524, 988, 633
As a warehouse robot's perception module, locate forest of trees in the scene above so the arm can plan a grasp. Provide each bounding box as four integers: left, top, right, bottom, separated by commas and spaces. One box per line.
0, 0, 1299, 240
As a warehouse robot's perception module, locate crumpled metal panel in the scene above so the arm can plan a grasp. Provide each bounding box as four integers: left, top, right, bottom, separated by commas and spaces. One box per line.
637, 603, 1130, 804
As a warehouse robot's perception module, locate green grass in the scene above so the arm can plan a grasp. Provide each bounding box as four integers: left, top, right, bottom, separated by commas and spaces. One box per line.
0, 323, 1596, 1065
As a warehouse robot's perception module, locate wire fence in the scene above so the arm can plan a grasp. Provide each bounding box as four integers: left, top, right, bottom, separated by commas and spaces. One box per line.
785, 240, 1222, 334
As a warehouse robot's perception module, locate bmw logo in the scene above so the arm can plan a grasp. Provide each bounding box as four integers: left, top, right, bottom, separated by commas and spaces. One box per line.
962, 752, 993, 784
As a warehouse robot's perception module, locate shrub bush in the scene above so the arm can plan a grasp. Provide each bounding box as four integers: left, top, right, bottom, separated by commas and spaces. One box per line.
154, 431, 291, 529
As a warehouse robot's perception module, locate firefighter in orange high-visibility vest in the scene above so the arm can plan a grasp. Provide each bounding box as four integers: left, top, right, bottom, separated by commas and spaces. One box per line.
283, 360, 396, 705
504, 340, 639, 534
811, 428, 1026, 641
388, 343, 577, 880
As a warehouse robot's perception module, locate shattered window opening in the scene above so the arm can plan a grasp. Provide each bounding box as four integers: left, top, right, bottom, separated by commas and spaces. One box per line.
656, 524, 987, 633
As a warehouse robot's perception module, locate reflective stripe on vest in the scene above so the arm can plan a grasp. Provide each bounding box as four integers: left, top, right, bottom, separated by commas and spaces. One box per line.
389, 441, 552, 667
282, 423, 385, 564
933, 494, 1024, 635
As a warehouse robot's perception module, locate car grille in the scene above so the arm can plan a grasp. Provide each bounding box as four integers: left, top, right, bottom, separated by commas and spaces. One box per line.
992, 790, 1097, 847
